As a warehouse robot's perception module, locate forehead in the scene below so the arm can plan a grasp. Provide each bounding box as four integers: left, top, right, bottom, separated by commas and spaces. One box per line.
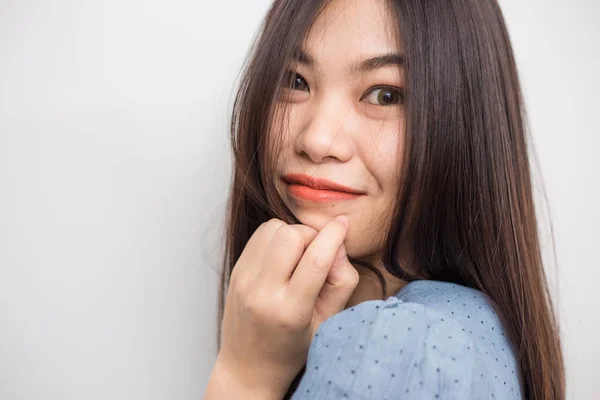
302, 0, 402, 59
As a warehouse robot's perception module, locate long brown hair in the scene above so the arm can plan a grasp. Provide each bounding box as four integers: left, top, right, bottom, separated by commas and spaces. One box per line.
216, 0, 565, 399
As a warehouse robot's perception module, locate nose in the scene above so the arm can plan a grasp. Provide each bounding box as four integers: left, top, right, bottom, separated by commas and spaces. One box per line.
294, 93, 355, 164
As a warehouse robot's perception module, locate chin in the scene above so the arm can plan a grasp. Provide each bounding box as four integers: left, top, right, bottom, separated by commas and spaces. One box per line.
290, 210, 345, 230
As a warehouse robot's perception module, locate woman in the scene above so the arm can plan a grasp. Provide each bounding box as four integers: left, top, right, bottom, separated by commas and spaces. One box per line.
204, 0, 565, 399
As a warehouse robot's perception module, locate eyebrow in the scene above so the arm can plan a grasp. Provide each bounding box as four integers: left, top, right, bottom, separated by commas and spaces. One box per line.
293, 49, 405, 75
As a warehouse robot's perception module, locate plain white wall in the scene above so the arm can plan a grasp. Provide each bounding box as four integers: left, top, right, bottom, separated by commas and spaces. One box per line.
0, 1, 597, 399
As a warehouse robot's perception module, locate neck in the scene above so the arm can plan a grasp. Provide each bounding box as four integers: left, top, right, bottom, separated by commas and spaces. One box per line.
344, 260, 408, 308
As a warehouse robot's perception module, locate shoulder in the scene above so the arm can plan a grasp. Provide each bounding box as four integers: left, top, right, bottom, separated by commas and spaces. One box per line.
292, 280, 523, 399
394, 279, 506, 333
316, 279, 511, 352
393, 280, 523, 396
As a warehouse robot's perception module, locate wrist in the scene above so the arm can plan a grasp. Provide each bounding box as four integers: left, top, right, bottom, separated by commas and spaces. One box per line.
204, 356, 286, 400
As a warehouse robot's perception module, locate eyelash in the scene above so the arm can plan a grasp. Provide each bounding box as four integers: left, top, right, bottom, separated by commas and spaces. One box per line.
283, 71, 405, 106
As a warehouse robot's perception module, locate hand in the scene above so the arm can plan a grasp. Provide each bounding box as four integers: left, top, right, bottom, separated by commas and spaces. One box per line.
217, 216, 360, 394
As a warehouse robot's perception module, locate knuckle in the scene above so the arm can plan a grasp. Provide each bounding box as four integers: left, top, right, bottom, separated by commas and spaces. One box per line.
276, 315, 296, 331
256, 221, 269, 234
300, 224, 318, 236
304, 248, 326, 270
255, 223, 266, 234
244, 293, 265, 317
244, 299, 261, 318
275, 226, 304, 248
348, 268, 360, 287
242, 288, 277, 320
276, 309, 303, 331
266, 218, 285, 229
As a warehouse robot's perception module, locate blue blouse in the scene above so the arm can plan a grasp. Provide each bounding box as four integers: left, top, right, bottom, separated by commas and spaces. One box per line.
291, 279, 523, 399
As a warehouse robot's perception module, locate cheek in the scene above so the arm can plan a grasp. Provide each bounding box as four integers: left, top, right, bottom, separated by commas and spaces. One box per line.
269, 105, 299, 166
343, 125, 403, 256
363, 122, 404, 189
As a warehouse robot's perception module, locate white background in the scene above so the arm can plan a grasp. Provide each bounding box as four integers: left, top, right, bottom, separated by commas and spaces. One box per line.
0, 0, 598, 399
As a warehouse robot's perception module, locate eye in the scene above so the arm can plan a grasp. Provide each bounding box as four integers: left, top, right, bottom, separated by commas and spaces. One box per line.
283, 71, 310, 92
361, 86, 404, 106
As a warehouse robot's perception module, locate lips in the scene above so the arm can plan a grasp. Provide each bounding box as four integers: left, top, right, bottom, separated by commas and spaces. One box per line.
281, 173, 366, 203
281, 173, 366, 195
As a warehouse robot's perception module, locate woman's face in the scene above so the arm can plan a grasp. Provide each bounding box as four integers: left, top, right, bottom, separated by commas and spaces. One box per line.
272, 0, 406, 264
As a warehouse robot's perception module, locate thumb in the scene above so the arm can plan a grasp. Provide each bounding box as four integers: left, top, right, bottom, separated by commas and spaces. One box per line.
316, 243, 360, 320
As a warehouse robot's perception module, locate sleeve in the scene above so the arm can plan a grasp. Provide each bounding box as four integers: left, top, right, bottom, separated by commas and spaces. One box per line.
290, 296, 477, 399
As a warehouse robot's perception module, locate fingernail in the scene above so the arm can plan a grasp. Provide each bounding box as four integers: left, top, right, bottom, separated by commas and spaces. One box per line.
334, 215, 349, 228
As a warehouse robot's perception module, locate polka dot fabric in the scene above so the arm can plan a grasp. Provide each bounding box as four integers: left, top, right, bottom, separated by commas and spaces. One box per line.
290, 280, 523, 399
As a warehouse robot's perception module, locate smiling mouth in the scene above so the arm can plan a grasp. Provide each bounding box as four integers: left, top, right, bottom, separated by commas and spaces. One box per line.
281, 174, 366, 203
285, 183, 364, 203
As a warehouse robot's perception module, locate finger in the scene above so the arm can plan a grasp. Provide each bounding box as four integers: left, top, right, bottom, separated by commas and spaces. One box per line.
316, 243, 360, 319
233, 218, 286, 282
257, 224, 318, 287
287, 215, 349, 315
